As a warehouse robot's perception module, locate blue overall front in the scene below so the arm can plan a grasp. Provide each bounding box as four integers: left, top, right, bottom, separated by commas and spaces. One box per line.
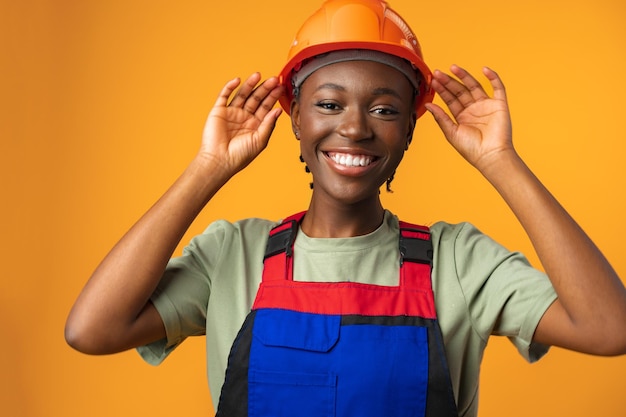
216, 213, 458, 417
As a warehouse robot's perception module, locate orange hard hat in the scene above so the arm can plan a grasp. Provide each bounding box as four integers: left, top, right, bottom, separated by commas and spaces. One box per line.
278, 0, 434, 118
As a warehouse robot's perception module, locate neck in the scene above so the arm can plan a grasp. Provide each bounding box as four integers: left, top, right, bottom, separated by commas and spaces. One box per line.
301, 195, 385, 238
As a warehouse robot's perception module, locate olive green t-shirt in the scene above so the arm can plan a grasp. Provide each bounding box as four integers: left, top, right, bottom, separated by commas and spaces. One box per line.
138, 211, 556, 416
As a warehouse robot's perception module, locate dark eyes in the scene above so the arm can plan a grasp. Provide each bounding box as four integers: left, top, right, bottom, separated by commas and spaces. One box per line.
314, 101, 399, 117
372, 107, 399, 116
315, 101, 340, 111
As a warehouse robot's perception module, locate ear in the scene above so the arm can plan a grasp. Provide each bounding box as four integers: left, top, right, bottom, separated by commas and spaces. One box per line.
406, 112, 417, 149
290, 99, 301, 140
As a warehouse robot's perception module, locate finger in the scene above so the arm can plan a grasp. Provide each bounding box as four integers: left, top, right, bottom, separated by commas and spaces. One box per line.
482, 67, 507, 102
449, 65, 489, 102
254, 107, 283, 148
243, 76, 282, 116
430, 71, 468, 116
431, 69, 476, 115
254, 82, 285, 121
228, 72, 262, 108
214, 77, 242, 108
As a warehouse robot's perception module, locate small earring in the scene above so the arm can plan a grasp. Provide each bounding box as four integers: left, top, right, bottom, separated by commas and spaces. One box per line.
294, 131, 300, 139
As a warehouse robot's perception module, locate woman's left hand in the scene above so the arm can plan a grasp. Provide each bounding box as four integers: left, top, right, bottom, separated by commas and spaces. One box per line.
428, 66, 626, 356
425, 66, 514, 173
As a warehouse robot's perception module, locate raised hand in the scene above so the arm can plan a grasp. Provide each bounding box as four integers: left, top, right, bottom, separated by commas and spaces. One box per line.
425, 66, 513, 173
65, 73, 284, 355
200, 73, 284, 177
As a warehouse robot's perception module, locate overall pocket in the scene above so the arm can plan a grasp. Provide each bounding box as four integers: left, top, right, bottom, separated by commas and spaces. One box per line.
248, 309, 340, 417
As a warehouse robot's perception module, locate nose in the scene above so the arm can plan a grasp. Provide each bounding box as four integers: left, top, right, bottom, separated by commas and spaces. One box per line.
336, 107, 373, 142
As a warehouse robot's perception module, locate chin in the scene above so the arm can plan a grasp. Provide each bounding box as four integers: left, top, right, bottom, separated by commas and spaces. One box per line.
315, 183, 383, 207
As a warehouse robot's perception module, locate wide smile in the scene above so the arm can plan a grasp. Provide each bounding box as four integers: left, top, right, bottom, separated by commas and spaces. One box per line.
323, 151, 380, 175
327, 152, 374, 167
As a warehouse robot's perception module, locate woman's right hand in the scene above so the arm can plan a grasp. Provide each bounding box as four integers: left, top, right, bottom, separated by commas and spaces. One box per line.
198, 73, 284, 178
65, 73, 283, 355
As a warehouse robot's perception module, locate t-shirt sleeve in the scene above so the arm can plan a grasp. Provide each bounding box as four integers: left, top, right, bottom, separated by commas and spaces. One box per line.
137, 221, 230, 365
446, 222, 557, 363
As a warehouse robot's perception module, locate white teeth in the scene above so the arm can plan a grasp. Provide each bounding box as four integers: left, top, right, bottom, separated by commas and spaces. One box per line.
330, 153, 372, 167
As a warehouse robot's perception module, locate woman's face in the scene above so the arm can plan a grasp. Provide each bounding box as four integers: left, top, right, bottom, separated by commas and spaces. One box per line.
291, 60, 417, 206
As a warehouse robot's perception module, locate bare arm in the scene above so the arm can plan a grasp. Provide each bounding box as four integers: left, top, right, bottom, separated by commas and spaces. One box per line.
65, 73, 283, 354
426, 66, 626, 356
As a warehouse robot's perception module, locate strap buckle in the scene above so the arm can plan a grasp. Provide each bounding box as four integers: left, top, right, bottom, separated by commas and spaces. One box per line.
264, 219, 299, 260
399, 227, 433, 266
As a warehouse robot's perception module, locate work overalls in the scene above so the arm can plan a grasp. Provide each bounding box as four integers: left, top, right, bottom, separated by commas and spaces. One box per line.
216, 212, 458, 417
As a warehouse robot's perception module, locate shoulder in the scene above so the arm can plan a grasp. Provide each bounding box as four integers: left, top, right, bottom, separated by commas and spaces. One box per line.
186, 217, 279, 250
174, 217, 280, 273
430, 221, 491, 245
429, 221, 518, 266
203, 217, 279, 237
383, 214, 510, 263
429, 220, 545, 295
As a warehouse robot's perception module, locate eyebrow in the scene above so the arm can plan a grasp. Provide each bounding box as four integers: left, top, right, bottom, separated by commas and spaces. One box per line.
315, 83, 403, 99
315, 83, 346, 92
372, 87, 403, 99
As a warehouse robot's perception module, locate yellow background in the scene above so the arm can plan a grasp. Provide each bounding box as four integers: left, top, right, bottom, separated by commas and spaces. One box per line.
2, 0, 625, 415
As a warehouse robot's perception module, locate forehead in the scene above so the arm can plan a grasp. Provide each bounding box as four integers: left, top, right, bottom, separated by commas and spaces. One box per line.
301, 60, 414, 96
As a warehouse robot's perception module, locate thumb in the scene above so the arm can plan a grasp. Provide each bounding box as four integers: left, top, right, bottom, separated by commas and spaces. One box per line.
425, 103, 458, 142
254, 107, 283, 148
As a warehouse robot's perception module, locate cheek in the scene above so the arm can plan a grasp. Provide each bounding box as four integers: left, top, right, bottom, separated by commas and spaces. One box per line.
299, 111, 330, 137
381, 130, 410, 169
298, 116, 332, 155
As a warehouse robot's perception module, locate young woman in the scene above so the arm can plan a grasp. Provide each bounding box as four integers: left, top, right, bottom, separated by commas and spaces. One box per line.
65, 0, 626, 415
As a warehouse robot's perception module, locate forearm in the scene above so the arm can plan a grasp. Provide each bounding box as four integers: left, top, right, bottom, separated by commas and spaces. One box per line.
65, 155, 231, 353
481, 150, 626, 354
